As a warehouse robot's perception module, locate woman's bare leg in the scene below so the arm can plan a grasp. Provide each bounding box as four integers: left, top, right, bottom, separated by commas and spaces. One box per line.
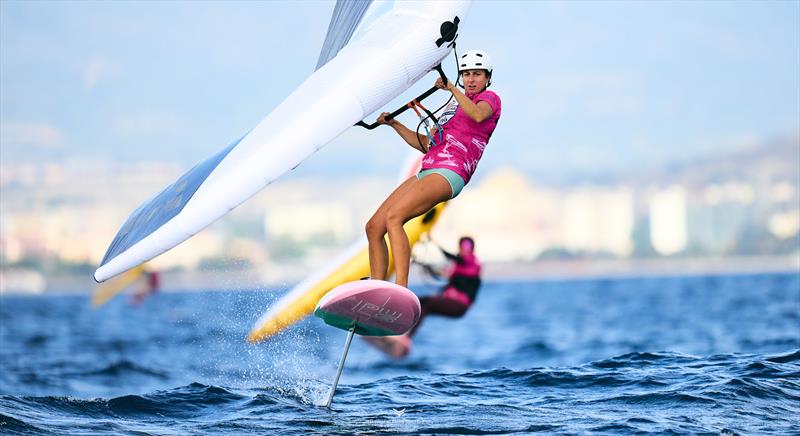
385, 174, 452, 287
365, 177, 417, 280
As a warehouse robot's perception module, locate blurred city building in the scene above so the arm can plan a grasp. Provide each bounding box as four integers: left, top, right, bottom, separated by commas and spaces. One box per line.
1, 138, 798, 292
649, 186, 688, 256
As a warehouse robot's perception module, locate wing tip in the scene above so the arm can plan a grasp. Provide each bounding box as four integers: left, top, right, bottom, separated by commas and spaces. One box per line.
247, 330, 265, 344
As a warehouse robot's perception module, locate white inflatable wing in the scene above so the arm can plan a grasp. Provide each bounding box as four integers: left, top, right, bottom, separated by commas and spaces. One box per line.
95, 0, 470, 282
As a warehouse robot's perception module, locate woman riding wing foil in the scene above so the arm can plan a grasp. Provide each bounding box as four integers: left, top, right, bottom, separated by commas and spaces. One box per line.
366, 50, 502, 288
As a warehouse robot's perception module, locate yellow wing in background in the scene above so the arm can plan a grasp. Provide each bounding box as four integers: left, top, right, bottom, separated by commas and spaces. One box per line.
91, 265, 147, 308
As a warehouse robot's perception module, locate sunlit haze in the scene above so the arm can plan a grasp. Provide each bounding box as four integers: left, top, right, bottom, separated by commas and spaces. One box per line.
1, 0, 797, 181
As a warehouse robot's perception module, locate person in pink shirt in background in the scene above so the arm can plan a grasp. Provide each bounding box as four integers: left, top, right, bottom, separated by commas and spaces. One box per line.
407, 236, 482, 338
129, 270, 160, 306
366, 50, 502, 292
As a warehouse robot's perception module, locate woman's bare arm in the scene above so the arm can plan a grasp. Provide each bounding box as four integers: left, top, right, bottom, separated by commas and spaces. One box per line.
378, 112, 430, 153
436, 78, 494, 123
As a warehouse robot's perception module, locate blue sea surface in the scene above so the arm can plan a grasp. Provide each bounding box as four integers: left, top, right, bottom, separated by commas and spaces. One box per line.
1, 272, 799, 435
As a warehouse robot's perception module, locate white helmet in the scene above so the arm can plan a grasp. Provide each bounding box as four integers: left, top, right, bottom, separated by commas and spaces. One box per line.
458, 49, 493, 74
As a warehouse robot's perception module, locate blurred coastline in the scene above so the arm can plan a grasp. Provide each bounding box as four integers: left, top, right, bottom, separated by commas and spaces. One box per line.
2, 254, 797, 296
1, 137, 798, 296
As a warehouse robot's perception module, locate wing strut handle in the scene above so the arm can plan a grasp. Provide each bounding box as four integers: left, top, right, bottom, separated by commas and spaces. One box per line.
355, 64, 448, 130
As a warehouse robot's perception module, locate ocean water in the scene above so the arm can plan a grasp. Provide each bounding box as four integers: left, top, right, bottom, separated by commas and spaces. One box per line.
1, 272, 798, 435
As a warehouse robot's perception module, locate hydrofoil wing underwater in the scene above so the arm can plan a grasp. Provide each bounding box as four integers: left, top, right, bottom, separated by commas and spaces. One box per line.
94, 1, 470, 282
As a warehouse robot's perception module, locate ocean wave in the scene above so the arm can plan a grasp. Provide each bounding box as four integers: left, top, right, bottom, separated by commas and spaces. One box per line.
767, 349, 800, 364
0, 412, 46, 435
2, 275, 799, 435
1, 351, 798, 435
74, 359, 169, 379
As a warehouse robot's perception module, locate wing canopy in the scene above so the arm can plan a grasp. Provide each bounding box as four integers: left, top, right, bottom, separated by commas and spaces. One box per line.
99, 137, 240, 268
315, 0, 373, 70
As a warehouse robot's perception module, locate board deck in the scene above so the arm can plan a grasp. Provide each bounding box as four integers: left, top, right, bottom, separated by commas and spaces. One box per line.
314, 279, 421, 336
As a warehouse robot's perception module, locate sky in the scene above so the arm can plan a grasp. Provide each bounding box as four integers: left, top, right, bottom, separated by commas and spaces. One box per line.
1, 0, 798, 183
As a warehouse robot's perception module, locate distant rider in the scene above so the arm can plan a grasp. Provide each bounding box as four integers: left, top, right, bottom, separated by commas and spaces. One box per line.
408, 236, 482, 337
130, 270, 160, 306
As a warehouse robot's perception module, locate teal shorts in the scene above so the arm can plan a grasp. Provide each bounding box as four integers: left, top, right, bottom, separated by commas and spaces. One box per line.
417, 168, 465, 199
